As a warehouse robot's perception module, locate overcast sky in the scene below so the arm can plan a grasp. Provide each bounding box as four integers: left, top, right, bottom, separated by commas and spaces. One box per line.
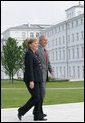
1, 1, 84, 33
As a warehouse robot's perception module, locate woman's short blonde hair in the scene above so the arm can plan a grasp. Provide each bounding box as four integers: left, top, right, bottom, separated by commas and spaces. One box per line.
26, 38, 38, 49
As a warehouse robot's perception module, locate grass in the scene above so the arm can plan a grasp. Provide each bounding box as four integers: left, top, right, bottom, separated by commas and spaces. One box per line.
1, 79, 84, 88
1, 79, 84, 108
1, 80, 26, 88
44, 89, 84, 105
1, 88, 84, 109
46, 81, 84, 88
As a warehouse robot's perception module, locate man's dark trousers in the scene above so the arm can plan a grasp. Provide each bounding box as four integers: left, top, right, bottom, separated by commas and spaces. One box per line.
33, 82, 46, 115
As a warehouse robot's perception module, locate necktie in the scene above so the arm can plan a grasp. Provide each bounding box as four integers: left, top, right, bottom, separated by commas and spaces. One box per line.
44, 48, 47, 63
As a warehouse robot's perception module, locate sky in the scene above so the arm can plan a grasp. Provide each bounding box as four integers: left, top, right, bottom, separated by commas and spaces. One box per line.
1, 1, 84, 33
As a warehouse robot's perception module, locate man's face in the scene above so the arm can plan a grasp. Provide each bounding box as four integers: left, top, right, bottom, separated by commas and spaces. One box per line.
39, 36, 48, 48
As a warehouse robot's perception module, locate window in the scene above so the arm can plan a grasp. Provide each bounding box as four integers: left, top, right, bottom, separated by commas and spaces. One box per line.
51, 29, 53, 35
72, 34, 74, 42
63, 50, 65, 60
55, 27, 57, 33
64, 66, 66, 77
72, 22, 74, 28
56, 51, 58, 60
68, 35, 70, 43
76, 33, 79, 41
36, 32, 39, 38
77, 66, 80, 79
52, 52, 54, 61
76, 20, 78, 26
81, 46, 84, 58
54, 28, 56, 34
73, 66, 75, 78
68, 49, 70, 59
77, 47, 79, 58
59, 50, 61, 60
59, 37, 61, 45
59, 26, 60, 32
22, 32, 26, 39
63, 36, 65, 44
56, 38, 57, 45
69, 66, 71, 78
56, 67, 58, 78
50, 31, 52, 36
72, 48, 75, 59
81, 18, 83, 24
62, 25, 64, 31
30, 32, 34, 37
67, 23, 69, 29
47, 32, 49, 37
53, 52, 54, 60
52, 40, 54, 47
81, 31, 84, 40
82, 66, 84, 78
72, 12, 74, 16
60, 67, 62, 75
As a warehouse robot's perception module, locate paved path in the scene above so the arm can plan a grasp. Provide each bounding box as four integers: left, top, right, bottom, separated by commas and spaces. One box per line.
1, 87, 84, 90
1, 102, 84, 122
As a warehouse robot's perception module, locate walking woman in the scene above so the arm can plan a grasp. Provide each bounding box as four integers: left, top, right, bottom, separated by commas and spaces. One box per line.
18, 38, 47, 121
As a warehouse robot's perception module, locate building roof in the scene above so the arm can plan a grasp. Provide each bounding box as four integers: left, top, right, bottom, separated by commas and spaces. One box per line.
42, 13, 84, 32
65, 5, 84, 11
2, 24, 52, 34
10, 24, 51, 29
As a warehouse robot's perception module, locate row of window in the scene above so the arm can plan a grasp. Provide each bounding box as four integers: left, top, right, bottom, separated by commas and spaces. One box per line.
22, 32, 40, 39
67, 31, 84, 43
68, 66, 84, 79
47, 36, 65, 47
52, 65, 84, 79
48, 46, 84, 61
44, 17, 84, 37
68, 46, 84, 59
67, 18, 84, 29
67, 11, 74, 19
47, 30, 84, 48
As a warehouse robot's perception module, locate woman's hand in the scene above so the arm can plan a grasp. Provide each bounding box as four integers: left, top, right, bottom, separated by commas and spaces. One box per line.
29, 81, 34, 89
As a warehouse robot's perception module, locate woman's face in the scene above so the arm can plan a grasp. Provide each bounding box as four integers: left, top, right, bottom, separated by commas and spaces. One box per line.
30, 41, 38, 52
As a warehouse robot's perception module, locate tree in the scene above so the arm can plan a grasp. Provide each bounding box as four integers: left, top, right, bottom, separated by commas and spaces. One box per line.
2, 37, 22, 84
20, 39, 28, 77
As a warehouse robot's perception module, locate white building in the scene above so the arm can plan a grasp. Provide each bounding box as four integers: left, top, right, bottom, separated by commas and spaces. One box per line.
42, 4, 84, 80
1, 24, 51, 79
1, 4, 84, 80
1, 24, 51, 46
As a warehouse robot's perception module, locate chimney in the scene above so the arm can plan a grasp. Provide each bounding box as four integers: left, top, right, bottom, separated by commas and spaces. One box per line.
28, 22, 30, 27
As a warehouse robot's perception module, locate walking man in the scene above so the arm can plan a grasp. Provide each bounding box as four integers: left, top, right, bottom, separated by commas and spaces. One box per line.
33, 35, 55, 117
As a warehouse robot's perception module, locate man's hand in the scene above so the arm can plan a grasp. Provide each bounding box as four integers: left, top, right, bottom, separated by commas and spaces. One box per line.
51, 72, 55, 78
29, 81, 34, 89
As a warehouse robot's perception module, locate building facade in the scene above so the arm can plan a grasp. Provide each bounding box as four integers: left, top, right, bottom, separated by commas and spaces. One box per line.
1, 4, 84, 80
42, 5, 84, 80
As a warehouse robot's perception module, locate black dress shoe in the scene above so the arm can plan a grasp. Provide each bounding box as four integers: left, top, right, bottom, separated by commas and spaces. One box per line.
39, 118, 47, 121
43, 114, 47, 117
34, 117, 47, 121
18, 113, 22, 121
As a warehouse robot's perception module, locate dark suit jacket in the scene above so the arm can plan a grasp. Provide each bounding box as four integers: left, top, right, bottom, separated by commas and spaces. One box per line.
24, 49, 43, 84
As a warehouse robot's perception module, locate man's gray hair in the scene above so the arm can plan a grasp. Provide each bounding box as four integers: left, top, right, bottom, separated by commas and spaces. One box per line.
39, 35, 46, 41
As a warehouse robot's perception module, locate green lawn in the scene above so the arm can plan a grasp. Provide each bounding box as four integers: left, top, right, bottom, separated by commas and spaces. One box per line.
1, 80, 84, 108
1, 80, 26, 88
1, 79, 84, 88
